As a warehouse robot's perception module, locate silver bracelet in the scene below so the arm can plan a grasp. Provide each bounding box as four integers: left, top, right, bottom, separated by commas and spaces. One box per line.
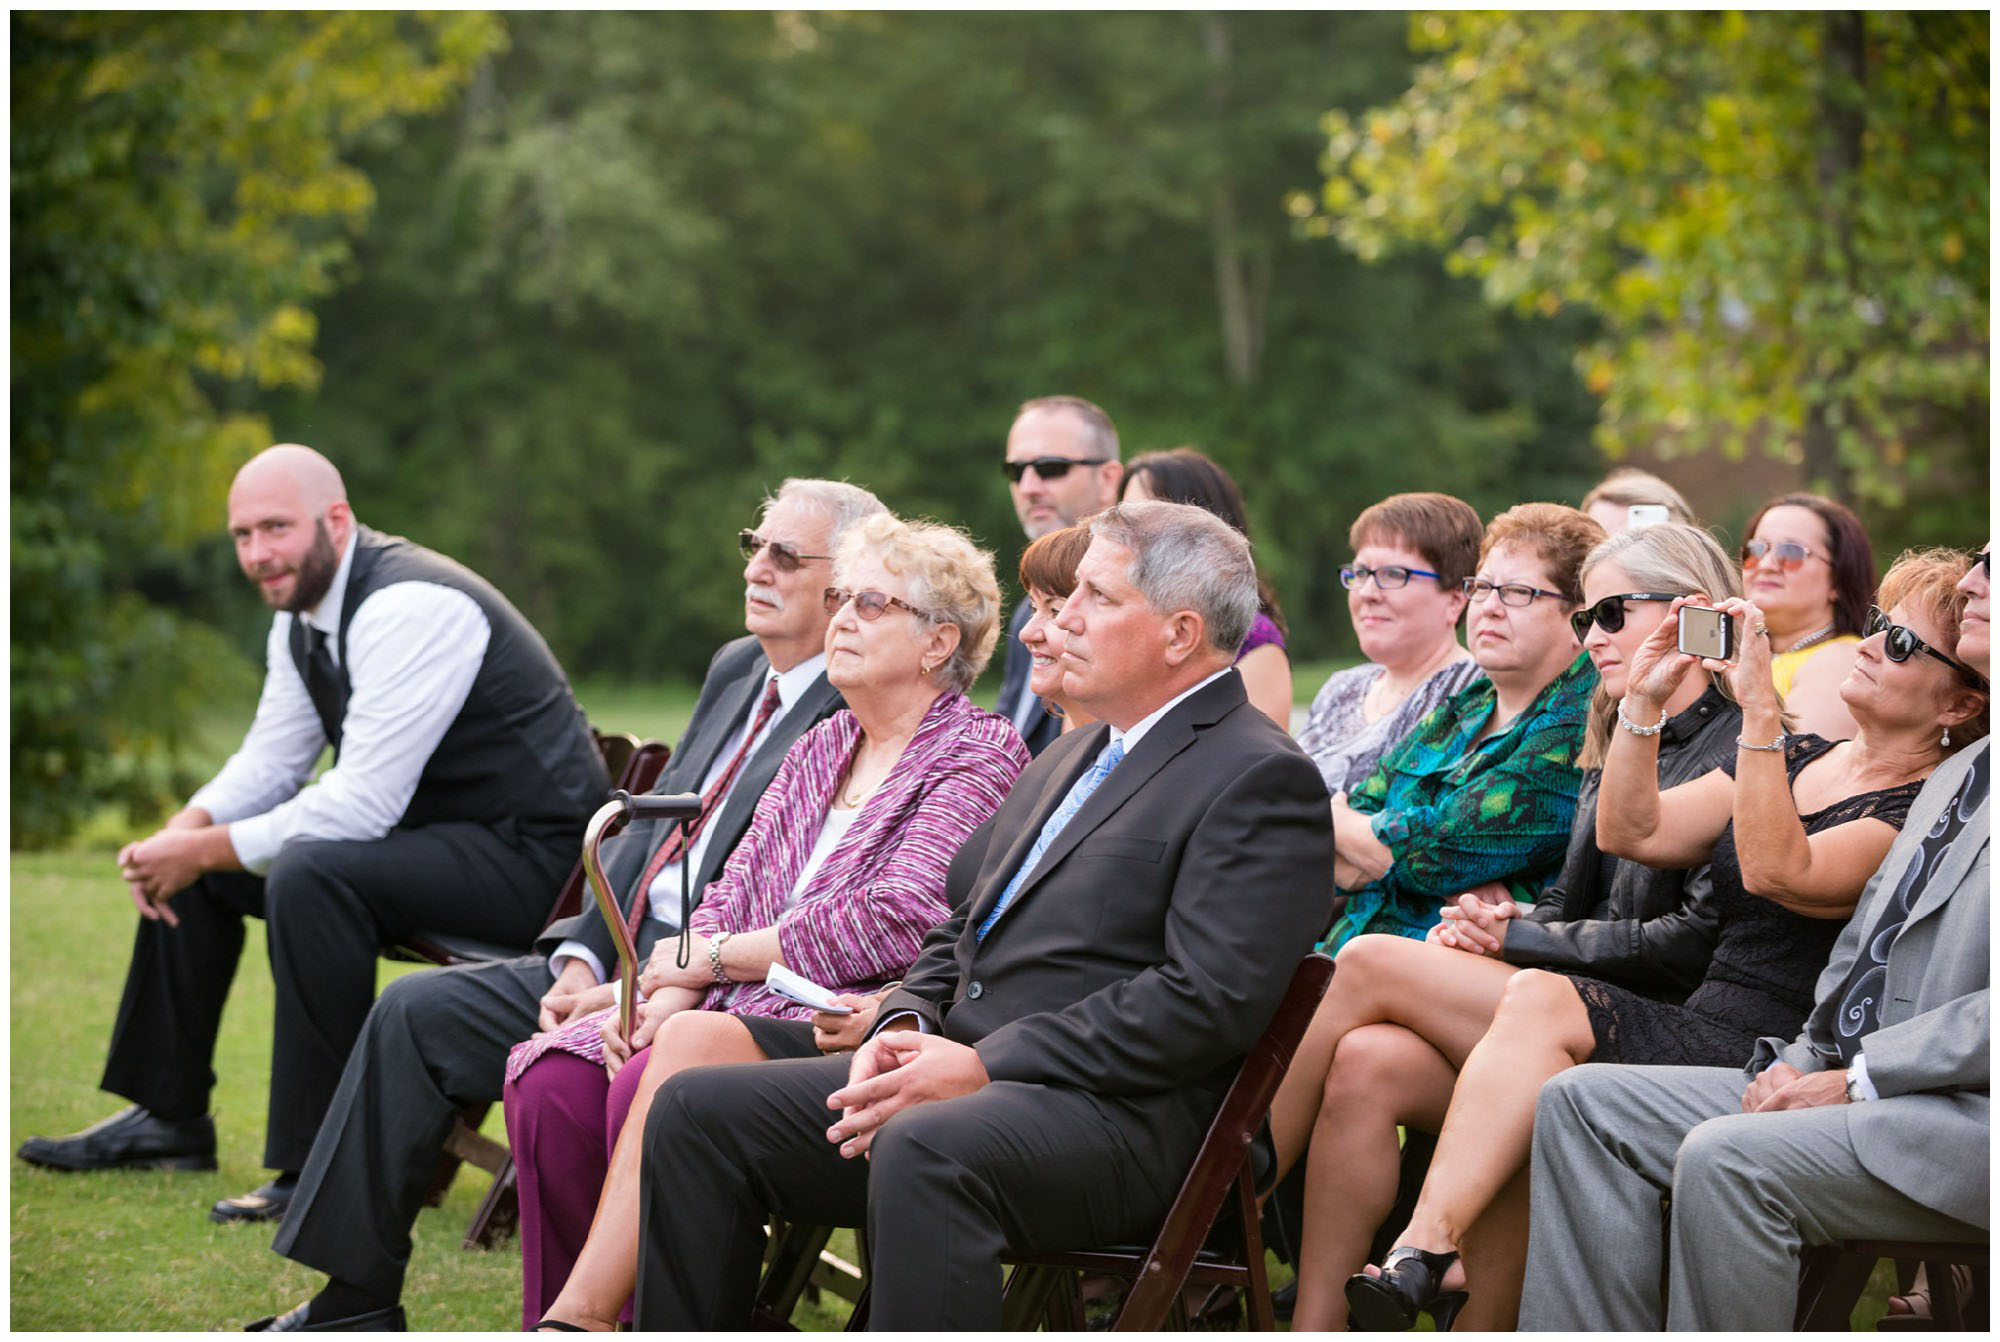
1737, 729, 1787, 753
707, 930, 733, 985
1616, 701, 1668, 737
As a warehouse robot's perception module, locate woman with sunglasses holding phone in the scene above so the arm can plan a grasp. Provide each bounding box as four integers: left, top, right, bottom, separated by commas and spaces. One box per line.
1266, 523, 1744, 1330
1335, 547, 1985, 1332
510, 513, 1029, 1331
1741, 492, 1877, 741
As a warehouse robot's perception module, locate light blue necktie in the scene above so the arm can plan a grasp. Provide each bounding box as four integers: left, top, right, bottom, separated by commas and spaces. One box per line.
976, 738, 1126, 941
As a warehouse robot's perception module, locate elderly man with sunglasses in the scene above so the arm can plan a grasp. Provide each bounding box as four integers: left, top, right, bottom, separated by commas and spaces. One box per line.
235, 479, 883, 1332
1521, 544, 1991, 1332
995, 395, 1124, 755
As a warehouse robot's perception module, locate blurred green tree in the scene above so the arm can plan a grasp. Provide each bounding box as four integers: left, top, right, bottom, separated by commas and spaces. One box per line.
11, 11, 502, 844
267, 11, 1601, 685
1299, 11, 1988, 522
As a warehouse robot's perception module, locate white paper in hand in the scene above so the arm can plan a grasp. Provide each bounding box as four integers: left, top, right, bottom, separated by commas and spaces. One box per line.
765, 963, 853, 1014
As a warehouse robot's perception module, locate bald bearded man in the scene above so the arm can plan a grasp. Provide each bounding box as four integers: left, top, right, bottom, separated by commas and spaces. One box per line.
19, 446, 609, 1226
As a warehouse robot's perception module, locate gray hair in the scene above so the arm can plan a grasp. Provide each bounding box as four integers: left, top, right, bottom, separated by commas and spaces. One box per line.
1088, 500, 1256, 655
765, 478, 887, 548
832, 512, 1001, 695
1015, 395, 1121, 463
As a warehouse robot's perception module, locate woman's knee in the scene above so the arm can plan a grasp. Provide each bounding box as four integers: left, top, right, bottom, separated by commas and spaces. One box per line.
1492, 970, 1592, 1053
1321, 1024, 1435, 1113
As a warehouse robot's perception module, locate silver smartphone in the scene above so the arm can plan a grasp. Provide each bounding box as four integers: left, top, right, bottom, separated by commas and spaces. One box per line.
1627, 504, 1671, 528
1677, 605, 1734, 661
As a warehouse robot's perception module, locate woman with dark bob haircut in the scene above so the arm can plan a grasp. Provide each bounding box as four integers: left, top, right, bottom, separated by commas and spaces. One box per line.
1120, 447, 1292, 724
1740, 491, 1876, 741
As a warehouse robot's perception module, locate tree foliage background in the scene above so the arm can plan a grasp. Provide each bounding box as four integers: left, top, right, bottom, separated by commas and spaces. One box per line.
12, 11, 1988, 846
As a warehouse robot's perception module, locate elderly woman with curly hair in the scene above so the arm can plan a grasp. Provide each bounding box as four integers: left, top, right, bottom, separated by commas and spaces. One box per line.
507, 513, 1029, 1331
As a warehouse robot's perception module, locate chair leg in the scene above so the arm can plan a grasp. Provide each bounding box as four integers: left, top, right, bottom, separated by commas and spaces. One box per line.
462, 1157, 518, 1249
1796, 1245, 1876, 1330
1237, 1167, 1275, 1331
1923, 1259, 1964, 1332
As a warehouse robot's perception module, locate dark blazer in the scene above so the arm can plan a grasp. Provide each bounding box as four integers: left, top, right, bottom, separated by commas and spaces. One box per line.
535, 636, 845, 971
995, 596, 1064, 757
877, 668, 1333, 1136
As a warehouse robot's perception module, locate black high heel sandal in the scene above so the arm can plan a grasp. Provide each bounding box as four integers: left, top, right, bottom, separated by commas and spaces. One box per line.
1344, 1245, 1461, 1332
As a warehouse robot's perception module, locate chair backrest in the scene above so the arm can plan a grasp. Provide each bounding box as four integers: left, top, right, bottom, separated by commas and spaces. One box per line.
1112, 951, 1335, 1327
541, 729, 672, 928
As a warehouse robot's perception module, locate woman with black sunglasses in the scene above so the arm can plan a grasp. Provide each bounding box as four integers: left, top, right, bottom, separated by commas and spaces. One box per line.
1339, 548, 1986, 1331
1267, 522, 1743, 1330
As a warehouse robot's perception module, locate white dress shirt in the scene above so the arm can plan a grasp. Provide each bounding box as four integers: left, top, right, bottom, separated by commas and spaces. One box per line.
549, 652, 827, 983
189, 530, 491, 874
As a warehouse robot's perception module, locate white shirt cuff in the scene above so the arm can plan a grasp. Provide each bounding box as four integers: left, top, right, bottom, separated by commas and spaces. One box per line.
225, 816, 281, 875
1847, 1052, 1878, 1101
874, 1009, 932, 1035
550, 943, 608, 985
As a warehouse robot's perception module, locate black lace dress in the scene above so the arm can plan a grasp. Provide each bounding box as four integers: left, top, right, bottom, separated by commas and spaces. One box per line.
1571, 735, 1923, 1066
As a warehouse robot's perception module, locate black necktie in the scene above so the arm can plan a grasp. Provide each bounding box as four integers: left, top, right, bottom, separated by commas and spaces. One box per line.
302, 625, 345, 753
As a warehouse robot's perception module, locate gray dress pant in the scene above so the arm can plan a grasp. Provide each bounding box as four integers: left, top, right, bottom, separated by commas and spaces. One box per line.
271, 954, 551, 1301
1521, 1063, 1980, 1331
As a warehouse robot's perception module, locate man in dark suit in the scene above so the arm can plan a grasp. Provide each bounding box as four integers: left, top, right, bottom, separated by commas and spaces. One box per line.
240, 479, 882, 1332
994, 395, 1123, 755
633, 500, 1334, 1330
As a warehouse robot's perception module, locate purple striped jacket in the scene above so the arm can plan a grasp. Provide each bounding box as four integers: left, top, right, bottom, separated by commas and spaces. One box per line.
687, 689, 1027, 1020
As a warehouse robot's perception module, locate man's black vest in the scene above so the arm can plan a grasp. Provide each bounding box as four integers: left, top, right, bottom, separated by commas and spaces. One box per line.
285, 527, 608, 833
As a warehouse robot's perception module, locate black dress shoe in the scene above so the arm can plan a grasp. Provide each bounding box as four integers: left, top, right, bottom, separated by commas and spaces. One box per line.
211, 1178, 297, 1225
245, 1302, 406, 1332
17, 1104, 216, 1172
1345, 1245, 1462, 1332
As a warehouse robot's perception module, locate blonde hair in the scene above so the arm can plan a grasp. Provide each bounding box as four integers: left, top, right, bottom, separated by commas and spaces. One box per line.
1877, 547, 1988, 745
832, 513, 1000, 694
1576, 524, 1743, 769
1581, 466, 1698, 526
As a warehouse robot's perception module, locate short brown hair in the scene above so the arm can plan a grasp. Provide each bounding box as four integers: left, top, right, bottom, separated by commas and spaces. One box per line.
1019, 524, 1092, 600
1349, 492, 1484, 590
1480, 503, 1607, 606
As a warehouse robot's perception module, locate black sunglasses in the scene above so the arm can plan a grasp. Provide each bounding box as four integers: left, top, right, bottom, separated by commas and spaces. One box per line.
1865, 606, 1987, 687
823, 587, 931, 621
1568, 592, 1682, 642
1001, 456, 1110, 484
739, 530, 832, 572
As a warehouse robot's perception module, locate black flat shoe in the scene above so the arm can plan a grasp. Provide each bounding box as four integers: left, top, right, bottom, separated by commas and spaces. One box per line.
246, 1302, 406, 1332
17, 1104, 216, 1172
530, 1322, 588, 1332
1344, 1245, 1461, 1332
211, 1177, 297, 1225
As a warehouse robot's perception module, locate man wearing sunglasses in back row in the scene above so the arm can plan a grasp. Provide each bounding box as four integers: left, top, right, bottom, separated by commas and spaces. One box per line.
237, 479, 884, 1331
996, 395, 1124, 755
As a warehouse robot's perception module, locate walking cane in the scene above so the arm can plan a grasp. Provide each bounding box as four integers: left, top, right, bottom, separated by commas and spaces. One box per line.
581, 789, 702, 1045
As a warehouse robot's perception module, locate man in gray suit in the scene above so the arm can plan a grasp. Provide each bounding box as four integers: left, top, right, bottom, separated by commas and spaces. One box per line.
243, 478, 883, 1332
1520, 544, 1991, 1332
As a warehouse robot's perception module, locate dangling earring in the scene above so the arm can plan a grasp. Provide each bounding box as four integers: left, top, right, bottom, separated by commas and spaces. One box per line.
1942, 725, 1952, 749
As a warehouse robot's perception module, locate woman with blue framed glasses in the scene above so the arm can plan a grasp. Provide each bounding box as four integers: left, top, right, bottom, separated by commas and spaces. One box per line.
1295, 493, 1487, 799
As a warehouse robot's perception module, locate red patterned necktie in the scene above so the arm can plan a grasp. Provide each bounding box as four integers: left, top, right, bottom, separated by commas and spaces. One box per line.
626, 674, 784, 935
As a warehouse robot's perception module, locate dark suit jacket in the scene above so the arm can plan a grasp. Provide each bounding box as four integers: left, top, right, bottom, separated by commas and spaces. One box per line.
878, 669, 1333, 1139
535, 636, 845, 971
996, 596, 1064, 758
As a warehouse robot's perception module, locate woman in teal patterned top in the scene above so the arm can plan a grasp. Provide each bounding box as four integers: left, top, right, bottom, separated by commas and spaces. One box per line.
1323, 503, 1604, 950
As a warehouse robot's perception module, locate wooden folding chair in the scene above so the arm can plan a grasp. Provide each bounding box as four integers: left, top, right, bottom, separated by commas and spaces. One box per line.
380, 729, 670, 1245
996, 951, 1336, 1331
1796, 1239, 1988, 1330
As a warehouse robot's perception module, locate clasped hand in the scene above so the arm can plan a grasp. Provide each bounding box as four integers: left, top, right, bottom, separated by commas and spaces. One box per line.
1428, 887, 1520, 956
117, 828, 214, 924
823, 1030, 988, 1160
639, 933, 720, 995
1740, 1061, 1849, 1113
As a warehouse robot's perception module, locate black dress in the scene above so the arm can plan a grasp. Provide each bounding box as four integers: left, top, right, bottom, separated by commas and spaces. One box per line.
1571, 735, 1923, 1066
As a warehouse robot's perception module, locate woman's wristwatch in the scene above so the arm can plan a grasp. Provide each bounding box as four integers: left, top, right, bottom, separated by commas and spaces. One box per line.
707, 930, 734, 985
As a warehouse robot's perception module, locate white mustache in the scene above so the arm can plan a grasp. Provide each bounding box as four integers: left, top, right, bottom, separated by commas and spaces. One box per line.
746, 584, 783, 610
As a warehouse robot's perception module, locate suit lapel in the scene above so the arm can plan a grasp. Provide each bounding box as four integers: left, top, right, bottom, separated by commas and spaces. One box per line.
961, 726, 1106, 940
691, 672, 843, 890
969, 672, 1241, 943
1899, 795, 1989, 933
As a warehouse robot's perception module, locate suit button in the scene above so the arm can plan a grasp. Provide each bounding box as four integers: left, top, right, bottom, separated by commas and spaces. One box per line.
966, 981, 984, 1000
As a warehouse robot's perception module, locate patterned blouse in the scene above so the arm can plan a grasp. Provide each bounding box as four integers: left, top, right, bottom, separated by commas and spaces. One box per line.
505, 691, 1027, 1078
1295, 658, 1486, 797
1323, 651, 1597, 951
